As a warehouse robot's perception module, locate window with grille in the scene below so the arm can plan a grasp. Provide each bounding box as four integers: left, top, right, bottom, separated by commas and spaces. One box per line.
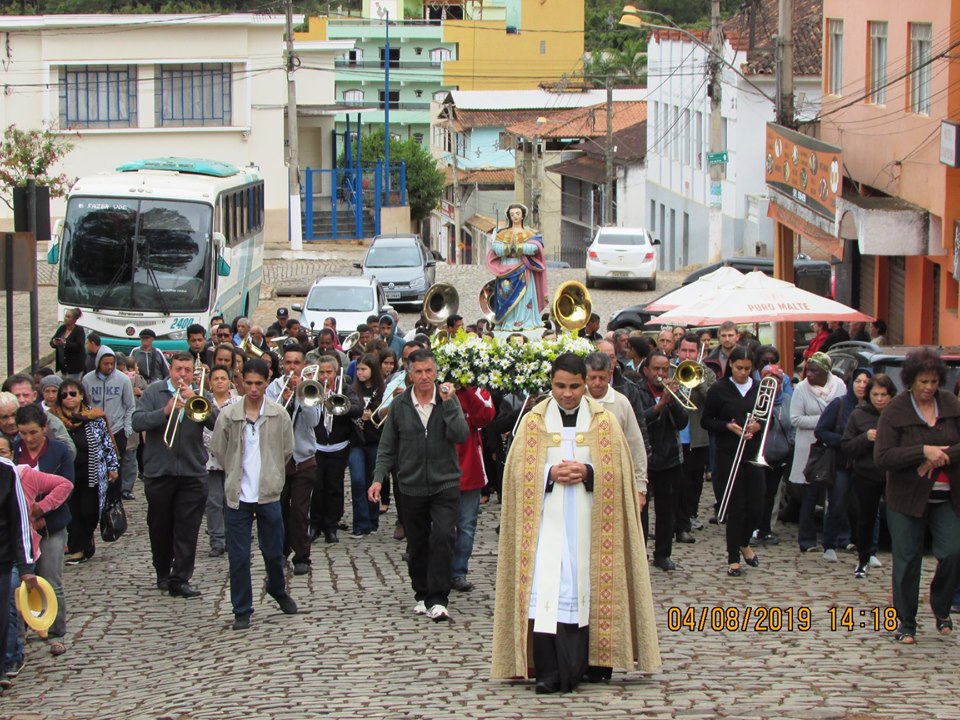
344, 89, 365, 106
868, 21, 888, 105
380, 47, 400, 69
156, 64, 232, 127
59, 65, 137, 129
909, 22, 933, 115
346, 49, 363, 66
378, 90, 399, 110
429, 48, 451, 65
827, 19, 843, 96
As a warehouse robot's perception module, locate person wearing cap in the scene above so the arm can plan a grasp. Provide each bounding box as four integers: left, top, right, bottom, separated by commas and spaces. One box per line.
788, 352, 846, 553
267, 308, 290, 339
132, 330, 170, 385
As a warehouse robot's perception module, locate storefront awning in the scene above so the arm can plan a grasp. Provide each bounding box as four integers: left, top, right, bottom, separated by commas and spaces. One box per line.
465, 214, 497, 233
836, 195, 929, 256
767, 192, 844, 260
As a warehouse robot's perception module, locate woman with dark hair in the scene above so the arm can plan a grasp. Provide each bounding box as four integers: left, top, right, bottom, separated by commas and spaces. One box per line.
379, 348, 398, 379
870, 319, 888, 346
803, 322, 831, 360
875, 348, 960, 643
701, 346, 765, 576
348, 354, 386, 537
842, 372, 897, 579
50, 308, 86, 380
51, 379, 119, 566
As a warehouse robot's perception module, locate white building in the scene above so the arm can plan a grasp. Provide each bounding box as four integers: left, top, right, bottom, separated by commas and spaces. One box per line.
0, 14, 345, 244
644, 1, 823, 270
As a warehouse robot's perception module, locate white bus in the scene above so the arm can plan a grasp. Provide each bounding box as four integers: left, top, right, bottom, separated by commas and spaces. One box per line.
47, 157, 265, 352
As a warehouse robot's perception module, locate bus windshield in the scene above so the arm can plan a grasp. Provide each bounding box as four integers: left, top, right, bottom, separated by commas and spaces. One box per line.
58, 197, 213, 312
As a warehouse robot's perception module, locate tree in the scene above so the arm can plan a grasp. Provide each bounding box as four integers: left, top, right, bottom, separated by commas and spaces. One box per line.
0, 124, 75, 210
338, 130, 444, 223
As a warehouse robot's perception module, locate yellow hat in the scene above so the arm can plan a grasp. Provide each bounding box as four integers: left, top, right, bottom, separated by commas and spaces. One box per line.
14, 577, 58, 638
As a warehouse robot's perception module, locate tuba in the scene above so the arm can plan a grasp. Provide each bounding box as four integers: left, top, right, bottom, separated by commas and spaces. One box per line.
341, 331, 363, 354
552, 281, 592, 332
478, 280, 497, 324
422, 283, 459, 326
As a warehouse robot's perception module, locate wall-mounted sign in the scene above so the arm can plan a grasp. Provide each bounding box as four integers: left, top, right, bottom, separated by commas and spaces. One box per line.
941, 121, 960, 168
765, 123, 842, 222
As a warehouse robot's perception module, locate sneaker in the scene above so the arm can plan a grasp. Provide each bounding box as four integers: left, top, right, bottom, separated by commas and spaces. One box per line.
65, 552, 85, 566
428, 604, 450, 622
208, 547, 225, 557
348, 531, 367, 539
451, 576, 474, 592
121, 490, 135, 500
823, 549, 838, 562
275, 594, 299, 615
760, 533, 780, 545
293, 562, 311, 576
413, 600, 428, 616
232, 614, 251, 631
5, 657, 24, 678
868, 555, 883, 569
844, 543, 857, 552
393, 523, 406, 541
854, 565, 867, 579
0, 677, 11, 690
690, 517, 704, 531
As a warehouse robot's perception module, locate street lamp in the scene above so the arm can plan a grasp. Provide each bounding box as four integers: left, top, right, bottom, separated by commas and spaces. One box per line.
376, 4, 391, 195
618, 2, 725, 262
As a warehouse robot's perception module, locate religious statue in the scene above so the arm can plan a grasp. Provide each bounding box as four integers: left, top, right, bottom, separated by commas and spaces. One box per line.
485, 203, 549, 331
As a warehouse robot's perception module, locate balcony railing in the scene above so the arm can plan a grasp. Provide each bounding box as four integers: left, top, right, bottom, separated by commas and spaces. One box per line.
335, 59, 452, 69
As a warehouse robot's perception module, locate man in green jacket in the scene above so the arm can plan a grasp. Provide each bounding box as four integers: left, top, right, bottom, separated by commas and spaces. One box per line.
210, 358, 298, 631
369, 349, 469, 622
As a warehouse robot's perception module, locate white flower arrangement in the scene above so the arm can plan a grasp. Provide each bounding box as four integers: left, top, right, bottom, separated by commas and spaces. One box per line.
434, 330, 595, 393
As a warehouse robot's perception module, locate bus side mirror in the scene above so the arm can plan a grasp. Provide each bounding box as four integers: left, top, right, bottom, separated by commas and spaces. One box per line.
47, 220, 63, 264
217, 257, 231, 277
213, 232, 230, 276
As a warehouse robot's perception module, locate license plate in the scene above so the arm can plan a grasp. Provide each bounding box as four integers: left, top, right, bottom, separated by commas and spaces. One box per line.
610, 271, 630, 278
385, 291, 401, 299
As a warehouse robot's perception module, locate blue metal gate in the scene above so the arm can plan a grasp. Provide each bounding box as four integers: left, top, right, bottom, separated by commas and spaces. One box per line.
301, 162, 407, 241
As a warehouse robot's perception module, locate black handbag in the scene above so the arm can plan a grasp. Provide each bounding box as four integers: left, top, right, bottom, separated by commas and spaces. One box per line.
100, 499, 128, 542
804, 441, 836, 486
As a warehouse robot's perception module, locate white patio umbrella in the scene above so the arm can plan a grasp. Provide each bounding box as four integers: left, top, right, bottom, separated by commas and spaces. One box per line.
645, 265, 750, 312
649, 270, 873, 326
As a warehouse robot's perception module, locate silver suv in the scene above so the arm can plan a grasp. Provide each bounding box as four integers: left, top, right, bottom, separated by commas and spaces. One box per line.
354, 234, 437, 307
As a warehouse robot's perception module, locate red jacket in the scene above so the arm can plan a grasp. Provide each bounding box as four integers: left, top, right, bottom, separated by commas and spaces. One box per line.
456, 387, 495, 491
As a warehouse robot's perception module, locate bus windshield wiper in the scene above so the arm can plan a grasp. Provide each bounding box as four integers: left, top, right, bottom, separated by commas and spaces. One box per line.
93, 239, 131, 312
138, 240, 171, 316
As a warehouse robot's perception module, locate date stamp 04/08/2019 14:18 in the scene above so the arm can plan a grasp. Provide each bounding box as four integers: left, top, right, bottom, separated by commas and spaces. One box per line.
666, 606, 899, 633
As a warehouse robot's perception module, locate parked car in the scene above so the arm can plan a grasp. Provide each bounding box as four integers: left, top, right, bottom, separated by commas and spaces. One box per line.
606, 255, 832, 334
292, 276, 389, 341
827, 342, 960, 390
585, 226, 659, 291
354, 234, 436, 307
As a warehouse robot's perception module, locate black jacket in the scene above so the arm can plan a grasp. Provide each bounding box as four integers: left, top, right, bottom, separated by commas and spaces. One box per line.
315, 383, 363, 447
0, 460, 34, 575
611, 367, 652, 457
841, 403, 881, 479
701, 377, 763, 457
636, 379, 687, 470
50, 324, 86, 375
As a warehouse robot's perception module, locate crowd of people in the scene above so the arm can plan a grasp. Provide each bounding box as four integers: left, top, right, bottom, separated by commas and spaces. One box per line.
0, 307, 957, 697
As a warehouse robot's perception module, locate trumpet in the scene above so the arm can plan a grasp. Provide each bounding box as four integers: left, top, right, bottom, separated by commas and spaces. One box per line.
717, 375, 779, 523
163, 358, 212, 448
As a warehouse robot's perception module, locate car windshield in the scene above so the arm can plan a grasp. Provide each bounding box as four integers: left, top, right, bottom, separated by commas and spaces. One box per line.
58, 197, 212, 312
307, 286, 374, 312
365, 244, 421, 268
598, 233, 646, 246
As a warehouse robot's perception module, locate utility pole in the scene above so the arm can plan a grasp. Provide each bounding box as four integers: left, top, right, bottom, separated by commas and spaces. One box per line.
707, 0, 723, 262
777, 0, 795, 127
604, 75, 615, 226
448, 113, 461, 264
285, 0, 302, 250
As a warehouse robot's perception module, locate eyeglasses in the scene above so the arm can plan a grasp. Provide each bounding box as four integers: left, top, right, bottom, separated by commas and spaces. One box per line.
60, 391, 80, 399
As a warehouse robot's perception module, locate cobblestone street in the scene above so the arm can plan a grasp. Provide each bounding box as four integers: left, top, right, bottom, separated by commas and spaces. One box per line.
2, 256, 959, 719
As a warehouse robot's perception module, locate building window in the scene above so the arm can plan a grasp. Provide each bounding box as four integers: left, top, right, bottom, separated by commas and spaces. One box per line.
827, 19, 843, 96
909, 22, 933, 115
498, 131, 513, 150
540, 40, 546, 55
672, 105, 680, 162
649, 199, 656, 232
156, 63, 232, 127
429, 48, 451, 65
346, 48, 363, 66
682, 109, 691, 166
344, 89, 365, 106
380, 47, 400, 69
378, 90, 399, 110
413, 132, 424, 144
58, 65, 137, 129
433, 90, 448, 102
694, 110, 703, 169
868, 21, 887, 105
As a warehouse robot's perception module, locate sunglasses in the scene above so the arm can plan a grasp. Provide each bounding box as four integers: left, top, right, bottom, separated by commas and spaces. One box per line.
60, 391, 80, 399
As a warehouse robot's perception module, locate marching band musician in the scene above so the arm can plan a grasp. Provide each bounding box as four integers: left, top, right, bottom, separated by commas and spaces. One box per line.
311, 355, 363, 544
266, 344, 321, 575
675, 334, 717, 541
132, 352, 219, 598
636, 351, 688, 571
700, 346, 765, 577
347, 354, 386, 539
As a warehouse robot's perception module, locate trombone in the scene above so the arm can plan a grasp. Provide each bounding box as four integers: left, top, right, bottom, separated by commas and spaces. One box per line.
717, 375, 779, 523
163, 358, 212, 448
276, 365, 323, 409
664, 360, 704, 411
323, 369, 351, 416
371, 371, 407, 428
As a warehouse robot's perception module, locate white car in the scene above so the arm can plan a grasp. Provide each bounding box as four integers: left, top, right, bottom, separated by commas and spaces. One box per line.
292, 276, 389, 341
585, 227, 659, 291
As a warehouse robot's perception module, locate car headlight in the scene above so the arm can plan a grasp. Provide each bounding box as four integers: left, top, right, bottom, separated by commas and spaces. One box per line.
409, 277, 426, 290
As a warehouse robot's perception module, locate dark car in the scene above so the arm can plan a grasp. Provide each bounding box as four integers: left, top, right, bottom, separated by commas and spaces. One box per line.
354, 234, 437, 307
606, 256, 833, 332
827, 342, 960, 390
